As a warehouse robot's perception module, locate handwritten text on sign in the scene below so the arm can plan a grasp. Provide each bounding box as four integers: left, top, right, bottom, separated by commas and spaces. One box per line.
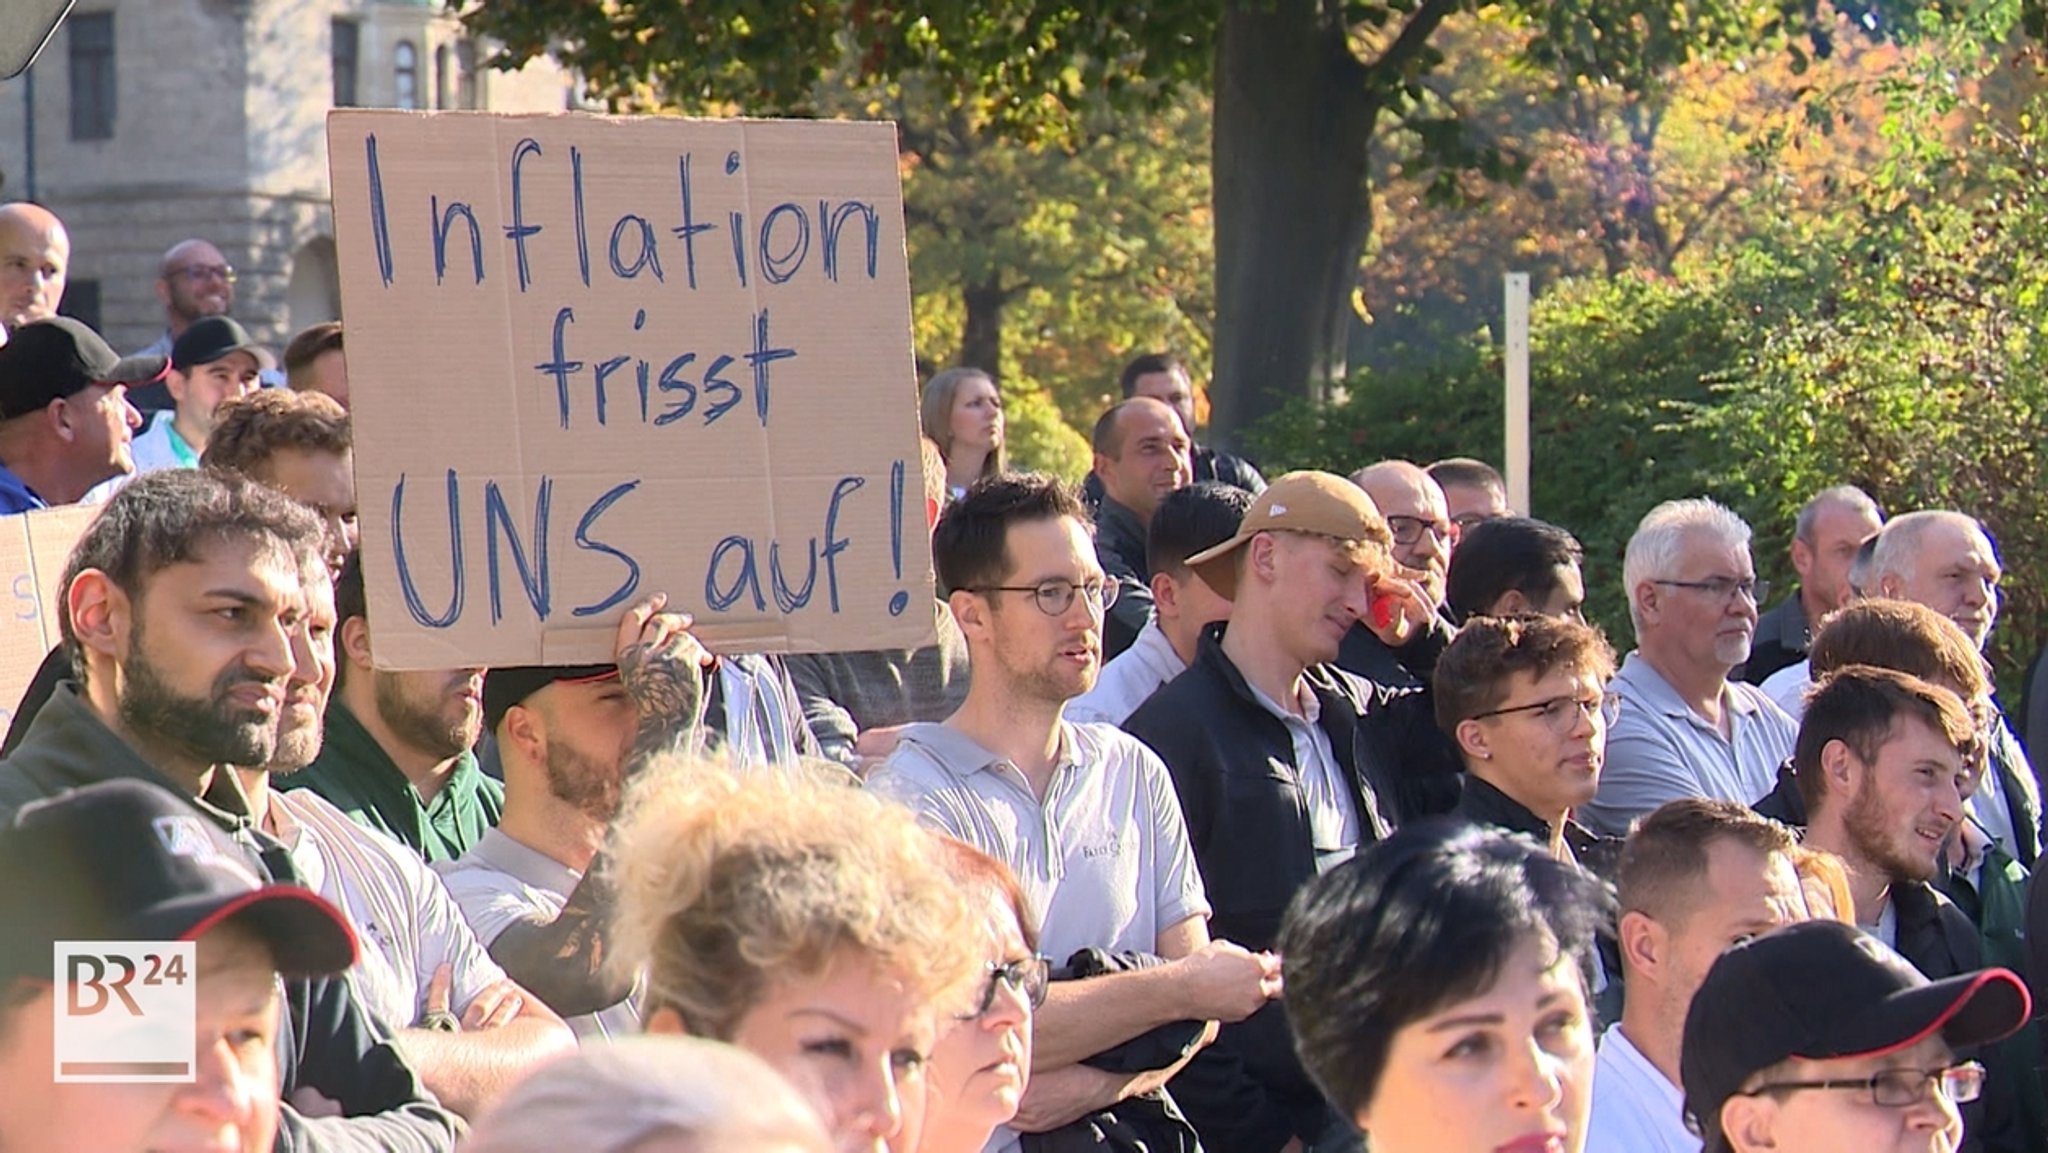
327, 112, 936, 670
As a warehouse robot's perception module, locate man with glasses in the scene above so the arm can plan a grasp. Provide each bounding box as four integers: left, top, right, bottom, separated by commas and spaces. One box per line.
871, 474, 1284, 1153
129, 237, 279, 411
1791, 666, 2034, 1151
1426, 455, 1511, 532
1433, 614, 1619, 867
1683, 919, 2029, 1153
1583, 498, 1798, 836
1125, 470, 1451, 1152
1339, 460, 1459, 690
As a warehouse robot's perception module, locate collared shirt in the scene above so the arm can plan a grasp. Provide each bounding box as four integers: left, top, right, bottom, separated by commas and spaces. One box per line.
869, 720, 1211, 964
271, 786, 507, 1031
0, 461, 47, 514
1066, 619, 1185, 726
707, 652, 815, 768
1582, 652, 1797, 837
1586, 1025, 1698, 1153
1243, 676, 1358, 872
282, 700, 503, 863
436, 827, 642, 1041
128, 408, 200, 474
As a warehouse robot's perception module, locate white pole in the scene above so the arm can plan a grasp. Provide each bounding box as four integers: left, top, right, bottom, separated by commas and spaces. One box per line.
1504, 272, 1531, 516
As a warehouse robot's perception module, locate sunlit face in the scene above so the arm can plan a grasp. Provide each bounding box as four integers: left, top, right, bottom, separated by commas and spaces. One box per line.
947, 376, 1004, 459
270, 562, 337, 772
721, 952, 939, 1153
369, 661, 485, 763
1641, 529, 1759, 671
1464, 665, 1609, 823
1094, 399, 1191, 520
1793, 501, 1882, 616
0, 211, 68, 329
1128, 367, 1196, 435
113, 539, 304, 770
1443, 481, 1510, 532
1837, 717, 1968, 886
525, 676, 636, 823
173, 353, 262, 441
64, 382, 144, 484
1884, 521, 2000, 650
0, 922, 283, 1153
1259, 532, 1378, 666
1357, 936, 1595, 1153
965, 516, 1105, 707
1357, 468, 1453, 602
259, 448, 358, 573
1647, 841, 1805, 1033
1721, 1035, 1962, 1153
163, 243, 235, 323
911, 890, 1033, 1153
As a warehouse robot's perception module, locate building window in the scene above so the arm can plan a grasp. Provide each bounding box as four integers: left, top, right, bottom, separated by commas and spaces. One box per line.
394, 40, 419, 109
332, 19, 360, 107
57, 278, 99, 331
68, 12, 115, 141
456, 40, 478, 109
434, 44, 451, 109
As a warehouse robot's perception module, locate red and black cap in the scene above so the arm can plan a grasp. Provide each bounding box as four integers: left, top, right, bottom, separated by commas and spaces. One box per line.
1682, 919, 2030, 1149
0, 317, 168, 419
0, 779, 357, 983
483, 664, 620, 731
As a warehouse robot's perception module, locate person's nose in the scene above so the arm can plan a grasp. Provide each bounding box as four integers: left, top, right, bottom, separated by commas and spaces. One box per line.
835, 1059, 905, 1145
174, 1035, 259, 1130
1503, 1034, 1567, 1115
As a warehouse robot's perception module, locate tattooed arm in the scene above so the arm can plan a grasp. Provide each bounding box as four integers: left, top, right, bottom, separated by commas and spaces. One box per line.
482, 592, 710, 1018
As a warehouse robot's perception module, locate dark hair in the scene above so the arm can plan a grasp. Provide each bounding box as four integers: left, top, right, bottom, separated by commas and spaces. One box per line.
1280, 820, 1612, 1118
1444, 516, 1583, 621
1793, 665, 1981, 814
1432, 614, 1616, 737
1426, 456, 1505, 494
59, 469, 325, 683
931, 473, 1089, 597
1618, 799, 1796, 923
204, 388, 351, 480
1807, 599, 1987, 701
331, 550, 367, 689
1147, 482, 1251, 578
1117, 352, 1184, 398
282, 321, 344, 387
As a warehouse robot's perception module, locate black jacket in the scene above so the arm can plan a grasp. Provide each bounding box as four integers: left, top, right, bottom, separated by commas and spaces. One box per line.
1738, 592, 1810, 685
1335, 617, 1465, 821
1452, 774, 1621, 882
0, 684, 463, 1153
1892, 879, 2028, 1153
1082, 444, 1266, 508
1093, 496, 1154, 663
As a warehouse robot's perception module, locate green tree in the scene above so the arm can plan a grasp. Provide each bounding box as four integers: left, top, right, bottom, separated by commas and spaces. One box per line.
457, 0, 1910, 449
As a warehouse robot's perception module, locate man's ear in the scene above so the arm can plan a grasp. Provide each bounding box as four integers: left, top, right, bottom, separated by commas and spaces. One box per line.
1617, 910, 1664, 981
1719, 1092, 1780, 1151
1632, 580, 1660, 626
1789, 537, 1816, 583
1246, 533, 1281, 591
1491, 588, 1533, 615
1453, 717, 1493, 763
1876, 572, 1905, 599
1819, 738, 1860, 796
338, 616, 375, 674
501, 703, 546, 764
66, 570, 130, 661
153, 276, 173, 309
1151, 571, 1180, 620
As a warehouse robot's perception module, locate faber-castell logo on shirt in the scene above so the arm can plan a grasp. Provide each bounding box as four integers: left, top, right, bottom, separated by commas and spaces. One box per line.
1081, 838, 1129, 860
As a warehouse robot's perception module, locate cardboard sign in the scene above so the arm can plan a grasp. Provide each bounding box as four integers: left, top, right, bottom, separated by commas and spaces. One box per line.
0, 505, 97, 732
327, 111, 937, 670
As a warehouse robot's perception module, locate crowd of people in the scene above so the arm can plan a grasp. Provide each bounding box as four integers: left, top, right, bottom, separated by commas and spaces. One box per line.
0, 194, 2041, 1153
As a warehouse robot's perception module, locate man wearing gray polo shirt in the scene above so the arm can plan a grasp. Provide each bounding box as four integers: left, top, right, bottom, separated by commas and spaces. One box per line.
870, 473, 1285, 1153
1582, 499, 1798, 836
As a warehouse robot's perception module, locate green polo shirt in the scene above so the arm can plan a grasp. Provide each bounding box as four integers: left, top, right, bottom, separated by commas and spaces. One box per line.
282, 700, 503, 863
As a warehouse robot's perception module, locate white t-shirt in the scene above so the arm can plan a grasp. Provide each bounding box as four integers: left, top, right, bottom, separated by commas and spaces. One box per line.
1586, 1025, 1699, 1153
436, 828, 644, 1041
271, 787, 507, 1030
1760, 659, 1812, 719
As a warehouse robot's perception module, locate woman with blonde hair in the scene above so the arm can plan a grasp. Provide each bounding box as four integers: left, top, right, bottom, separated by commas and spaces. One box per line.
919, 368, 1004, 500
610, 761, 984, 1153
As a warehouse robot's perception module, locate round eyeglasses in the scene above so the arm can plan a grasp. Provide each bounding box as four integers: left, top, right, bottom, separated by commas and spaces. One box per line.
1470, 692, 1621, 733
969, 578, 1119, 617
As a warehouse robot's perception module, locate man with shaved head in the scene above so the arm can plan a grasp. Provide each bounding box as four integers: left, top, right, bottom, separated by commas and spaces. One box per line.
129, 237, 248, 412
1339, 460, 1457, 682
0, 202, 69, 338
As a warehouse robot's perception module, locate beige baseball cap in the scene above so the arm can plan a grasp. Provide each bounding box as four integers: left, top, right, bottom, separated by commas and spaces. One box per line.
1186, 470, 1392, 599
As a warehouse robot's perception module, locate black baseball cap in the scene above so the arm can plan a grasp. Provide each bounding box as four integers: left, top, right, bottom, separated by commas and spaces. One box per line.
0, 317, 168, 419
171, 316, 277, 374
483, 664, 619, 731
0, 779, 357, 983
1682, 919, 2030, 1148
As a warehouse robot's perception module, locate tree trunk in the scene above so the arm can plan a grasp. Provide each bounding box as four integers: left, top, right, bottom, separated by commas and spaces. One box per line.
1209, 2, 1377, 451
959, 276, 1005, 379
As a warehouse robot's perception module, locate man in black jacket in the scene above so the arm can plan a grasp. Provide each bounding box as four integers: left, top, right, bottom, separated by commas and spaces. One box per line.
1794, 666, 2032, 1153
1125, 471, 1444, 1153
0, 468, 460, 1152
1090, 397, 1191, 661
